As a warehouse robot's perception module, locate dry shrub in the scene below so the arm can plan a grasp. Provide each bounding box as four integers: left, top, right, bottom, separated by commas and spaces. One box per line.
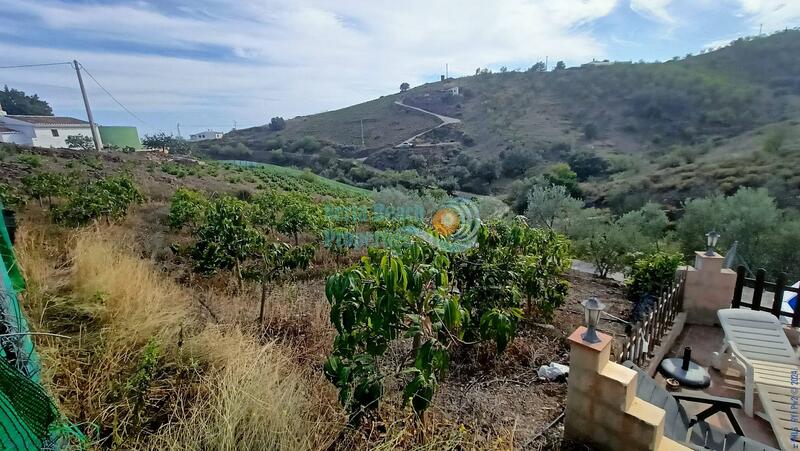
148, 327, 340, 451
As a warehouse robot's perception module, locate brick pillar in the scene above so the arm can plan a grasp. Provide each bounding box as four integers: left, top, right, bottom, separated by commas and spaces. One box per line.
680, 251, 737, 325
565, 327, 690, 451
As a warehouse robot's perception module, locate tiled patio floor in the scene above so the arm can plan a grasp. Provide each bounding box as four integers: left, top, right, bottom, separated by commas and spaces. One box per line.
658, 324, 781, 449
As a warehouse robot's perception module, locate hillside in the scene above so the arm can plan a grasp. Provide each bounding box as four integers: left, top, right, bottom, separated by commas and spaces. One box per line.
196, 30, 800, 210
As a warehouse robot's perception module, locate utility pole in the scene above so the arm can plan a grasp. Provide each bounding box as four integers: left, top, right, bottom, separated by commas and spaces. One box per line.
176, 123, 182, 138
233, 120, 237, 131
73, 60, 103, 152
545, 56, 549, 71
759, 23, 763, 36
446, 63, 449, 79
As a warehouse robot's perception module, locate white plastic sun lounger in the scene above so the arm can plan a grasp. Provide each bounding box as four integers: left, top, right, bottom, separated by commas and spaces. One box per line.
716, 309, 800, 449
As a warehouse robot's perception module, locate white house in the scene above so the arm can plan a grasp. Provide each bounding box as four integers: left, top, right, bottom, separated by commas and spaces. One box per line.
189, 130, 223, 141
440, 86, 460, 96
0, 102, 100, 148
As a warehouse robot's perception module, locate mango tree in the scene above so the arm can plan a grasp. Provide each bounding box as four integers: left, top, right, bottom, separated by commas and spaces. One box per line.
277, 196, 320, 245
452, 220, 571, 351
248, 241, 315, 324
189, 196, 263, 291
21, 173, 73, 207
53, 175, 142, 225
324, 242, 463, 422
168, 187, 209, 231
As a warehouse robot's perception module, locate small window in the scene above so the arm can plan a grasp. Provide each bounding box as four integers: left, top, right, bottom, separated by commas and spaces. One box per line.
51, 129, 59, 137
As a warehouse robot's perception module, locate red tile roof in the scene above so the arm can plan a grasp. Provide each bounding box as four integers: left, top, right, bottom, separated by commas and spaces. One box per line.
6, 115, 89, 126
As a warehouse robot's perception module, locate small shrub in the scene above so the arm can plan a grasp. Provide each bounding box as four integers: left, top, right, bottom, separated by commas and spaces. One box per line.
168, 188, 209, 231
626, 251, 684, 301
17, 153, 42, 168
53, 175, 143, 226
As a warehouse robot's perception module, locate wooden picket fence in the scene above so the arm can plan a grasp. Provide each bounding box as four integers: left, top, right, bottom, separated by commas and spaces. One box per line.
617, 272, 686, 366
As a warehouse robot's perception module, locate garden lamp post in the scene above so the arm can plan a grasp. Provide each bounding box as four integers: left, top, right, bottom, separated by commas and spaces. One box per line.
581, 296, 606, 344
705, 230, 720, 256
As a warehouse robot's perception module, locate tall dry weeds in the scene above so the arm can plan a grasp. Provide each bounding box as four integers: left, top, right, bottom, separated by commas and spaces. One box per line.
149, 327, 339, 451
15, 221, 341, 449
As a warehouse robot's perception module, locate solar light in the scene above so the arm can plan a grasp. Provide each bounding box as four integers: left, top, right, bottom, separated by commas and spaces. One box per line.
705, 231, 720, 256
581, 296, 606, 344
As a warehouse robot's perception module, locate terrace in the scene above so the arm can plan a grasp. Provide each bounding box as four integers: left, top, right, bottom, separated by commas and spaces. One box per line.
564, 243, 799, 450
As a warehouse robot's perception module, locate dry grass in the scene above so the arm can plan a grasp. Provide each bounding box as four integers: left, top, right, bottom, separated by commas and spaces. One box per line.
15, 219, 342, 449
148, 327, 340, 451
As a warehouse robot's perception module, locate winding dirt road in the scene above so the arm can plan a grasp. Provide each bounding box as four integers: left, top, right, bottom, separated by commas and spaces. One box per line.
393, 99, 461, 148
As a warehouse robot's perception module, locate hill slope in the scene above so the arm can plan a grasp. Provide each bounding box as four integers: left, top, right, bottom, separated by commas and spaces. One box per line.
195, 30, 800, 209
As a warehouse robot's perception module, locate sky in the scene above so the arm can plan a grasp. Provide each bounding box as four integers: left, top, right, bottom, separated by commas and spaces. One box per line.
0, 0, 799, 136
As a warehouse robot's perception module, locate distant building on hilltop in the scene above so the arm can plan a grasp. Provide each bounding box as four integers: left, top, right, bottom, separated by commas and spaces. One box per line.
189, 130, 223, 141
581, 59, 632, 68
0, 101, 101, 148
440, 86, 460, 96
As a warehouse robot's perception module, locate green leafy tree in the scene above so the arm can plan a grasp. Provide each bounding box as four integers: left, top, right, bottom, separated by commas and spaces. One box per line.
53, 175, 143, 226
324, 243, 459, 421
616, 202, 669, 250
675, 188, 783, 275
277, 197, 321, 245
583, 123, 599, 140
452, 221, 571, 347
517, 225, 572, 319
168, 187, 209, 231
525, 184, 584, 232
626, 251, 684, 301
544, 163, 581, 197
255, 242, 315, 324
400, 82, 410, 92
268, 116, 286, 131
554, 61, 566, 71
762, 128, 786, 154
529, 61, 546, 72
142, 133, 190, 154
21, 173, 73, 207
189, 197, 264, 290
584, 221, 629, 278
0, 85, 52, 115
65, 135, 95, 151
0, 183, 23, 207
567, 150, 610, 181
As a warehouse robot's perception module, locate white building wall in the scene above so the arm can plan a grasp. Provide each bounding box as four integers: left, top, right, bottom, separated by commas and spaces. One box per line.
32, 126, 94, 148
0, 132, 31, 145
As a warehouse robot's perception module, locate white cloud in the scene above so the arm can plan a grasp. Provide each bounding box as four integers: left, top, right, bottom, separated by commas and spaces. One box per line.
0, 0, 618, 134
736, 0, 800, 30
630, 0, 675, 24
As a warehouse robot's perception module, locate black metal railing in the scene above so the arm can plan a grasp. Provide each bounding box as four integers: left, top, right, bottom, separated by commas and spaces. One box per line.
731, 266, 800, 326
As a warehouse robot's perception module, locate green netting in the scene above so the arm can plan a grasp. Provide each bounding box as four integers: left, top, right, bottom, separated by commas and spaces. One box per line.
0, 202, 24, 291
0, 237, 39, 381
0, 202, 86, 449
0, 357, 59, 450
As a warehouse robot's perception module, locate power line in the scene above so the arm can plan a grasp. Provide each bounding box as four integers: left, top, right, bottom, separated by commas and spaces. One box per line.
77, 62, 151, 127
0, 62, 72, 70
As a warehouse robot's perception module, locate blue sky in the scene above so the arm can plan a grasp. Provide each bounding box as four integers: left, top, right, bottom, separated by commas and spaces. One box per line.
0, 0, 798, 136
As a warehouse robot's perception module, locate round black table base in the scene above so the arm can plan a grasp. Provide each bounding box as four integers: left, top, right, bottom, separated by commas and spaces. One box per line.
659, 358, 711, 389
